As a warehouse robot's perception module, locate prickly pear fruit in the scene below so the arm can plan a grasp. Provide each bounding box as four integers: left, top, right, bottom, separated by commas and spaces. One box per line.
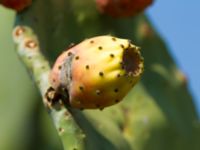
96, 0, 153, 17
50, 36, 144, 109
0, 0, 32, 12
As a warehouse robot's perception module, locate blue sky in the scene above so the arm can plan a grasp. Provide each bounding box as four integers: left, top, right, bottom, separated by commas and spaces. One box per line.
146, 0, 200, 115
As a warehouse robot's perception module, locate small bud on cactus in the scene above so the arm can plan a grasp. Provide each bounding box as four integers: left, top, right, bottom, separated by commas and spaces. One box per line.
0, 0, 32, 12
96, 0, 153, 17
50, 36, 144, 109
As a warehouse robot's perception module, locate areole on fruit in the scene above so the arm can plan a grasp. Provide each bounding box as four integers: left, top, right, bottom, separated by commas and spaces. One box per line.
50, 35, 144, 110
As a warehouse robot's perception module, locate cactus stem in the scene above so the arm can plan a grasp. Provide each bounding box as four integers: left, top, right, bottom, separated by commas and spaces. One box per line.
12, 26, 85, 150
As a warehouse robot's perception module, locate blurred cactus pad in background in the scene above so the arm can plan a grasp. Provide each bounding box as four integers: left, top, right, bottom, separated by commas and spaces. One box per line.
0, 0, 200, 150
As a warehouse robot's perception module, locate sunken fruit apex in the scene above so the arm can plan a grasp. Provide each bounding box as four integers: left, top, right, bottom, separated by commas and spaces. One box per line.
50, 35, 144, 110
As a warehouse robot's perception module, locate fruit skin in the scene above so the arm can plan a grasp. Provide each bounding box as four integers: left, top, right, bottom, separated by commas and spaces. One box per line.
96, 0, 153, 17
0, 0, 32, 12
50, 35, 144, 109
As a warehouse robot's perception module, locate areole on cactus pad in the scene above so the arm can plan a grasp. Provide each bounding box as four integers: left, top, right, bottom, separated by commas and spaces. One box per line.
50, 36, 144, 110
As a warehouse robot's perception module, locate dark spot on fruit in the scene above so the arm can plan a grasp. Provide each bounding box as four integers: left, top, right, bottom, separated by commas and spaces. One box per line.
68, 52, 72, 56
90, 40, 94, 44
58, 66, 62, 70
112, 37, 116, 41
98, 46, 103, 50
99, 72, 104, 76
53, 79, 56, 82
115, 99, 119, 103
120, 62, 125, 69
86, 65, 89, 69
117, 74, 121, 78
114, 88, 119, 93
79, 86, 84, 91
96, 90, 101, 95
120, 44, 125, 49
75, 56, 79, 60
110, 54, 114, 58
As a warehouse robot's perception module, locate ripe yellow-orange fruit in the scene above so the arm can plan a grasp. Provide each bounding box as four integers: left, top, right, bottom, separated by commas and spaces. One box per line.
50, 36, 144, 109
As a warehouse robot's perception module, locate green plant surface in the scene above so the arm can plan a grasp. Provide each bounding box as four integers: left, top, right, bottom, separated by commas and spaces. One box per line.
0, 7, 62, 150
